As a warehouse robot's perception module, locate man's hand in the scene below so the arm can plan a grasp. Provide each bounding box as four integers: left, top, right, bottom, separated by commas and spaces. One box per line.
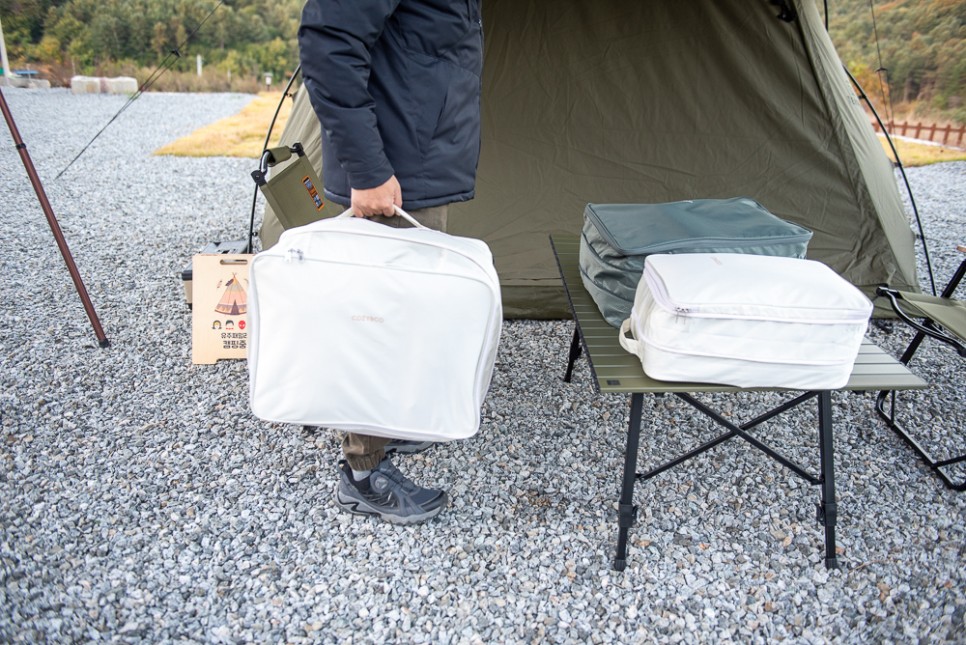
350, 176, 402, 217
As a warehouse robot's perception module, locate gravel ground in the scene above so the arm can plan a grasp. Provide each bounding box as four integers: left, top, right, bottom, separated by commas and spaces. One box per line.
1, 88, 964, 644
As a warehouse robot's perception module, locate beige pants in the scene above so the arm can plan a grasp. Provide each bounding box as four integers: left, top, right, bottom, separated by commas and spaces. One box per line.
328, 204, 449, 470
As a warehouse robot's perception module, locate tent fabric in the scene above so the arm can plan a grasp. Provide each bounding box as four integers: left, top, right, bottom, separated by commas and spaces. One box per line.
261, 0, 918, 319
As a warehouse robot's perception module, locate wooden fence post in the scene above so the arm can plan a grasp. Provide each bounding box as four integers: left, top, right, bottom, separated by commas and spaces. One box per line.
869, 119, 965, 149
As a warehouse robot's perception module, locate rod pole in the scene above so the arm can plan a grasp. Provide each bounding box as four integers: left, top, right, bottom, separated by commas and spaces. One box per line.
0, 87, 110, 347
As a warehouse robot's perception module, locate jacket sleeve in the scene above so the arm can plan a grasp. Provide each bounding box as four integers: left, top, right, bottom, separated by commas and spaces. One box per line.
298, 0, 401, 190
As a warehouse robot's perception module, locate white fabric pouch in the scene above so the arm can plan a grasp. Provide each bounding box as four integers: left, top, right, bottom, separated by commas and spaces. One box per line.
619, 253, 872, 389
248, 208, 502, 441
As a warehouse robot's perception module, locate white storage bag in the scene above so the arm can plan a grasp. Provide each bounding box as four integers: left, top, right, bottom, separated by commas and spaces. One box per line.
619, 253, 873, 389
248, 208, 502, 441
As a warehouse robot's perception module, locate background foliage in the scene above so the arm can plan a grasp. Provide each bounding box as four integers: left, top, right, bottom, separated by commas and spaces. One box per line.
1, 0, 963, 122
828, 0, 966, 123
1, 0, 303, 90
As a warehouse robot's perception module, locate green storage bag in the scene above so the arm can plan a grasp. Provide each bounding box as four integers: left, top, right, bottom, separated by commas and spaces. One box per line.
579, 198, 813, 327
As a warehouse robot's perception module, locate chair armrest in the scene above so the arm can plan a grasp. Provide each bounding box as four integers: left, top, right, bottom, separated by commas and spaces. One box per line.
876, 286, 966, 358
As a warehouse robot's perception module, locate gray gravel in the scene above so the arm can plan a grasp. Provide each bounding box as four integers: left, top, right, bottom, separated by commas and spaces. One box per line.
1, 88, 964, 643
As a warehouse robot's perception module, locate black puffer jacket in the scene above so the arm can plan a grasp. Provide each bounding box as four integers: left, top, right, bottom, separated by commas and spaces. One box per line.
298, 0, 483, 210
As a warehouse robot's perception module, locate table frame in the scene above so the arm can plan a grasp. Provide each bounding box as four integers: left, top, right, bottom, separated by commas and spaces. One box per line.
550, 235, 927, 570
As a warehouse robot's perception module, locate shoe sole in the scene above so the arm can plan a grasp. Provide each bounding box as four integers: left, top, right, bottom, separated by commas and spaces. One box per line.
384, 441, 435, 456
334, 488, 448, 525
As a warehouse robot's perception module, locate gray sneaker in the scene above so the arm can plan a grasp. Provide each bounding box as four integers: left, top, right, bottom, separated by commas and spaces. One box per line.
384, 439, 435, 455
334, 458, 448, 525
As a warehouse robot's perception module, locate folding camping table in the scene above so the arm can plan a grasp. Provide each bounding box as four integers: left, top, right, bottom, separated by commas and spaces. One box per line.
550, 235, 927, 571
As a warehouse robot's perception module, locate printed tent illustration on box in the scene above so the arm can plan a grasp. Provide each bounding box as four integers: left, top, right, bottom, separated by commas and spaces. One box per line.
260, 0, 917, 319
215, 275, 247, 317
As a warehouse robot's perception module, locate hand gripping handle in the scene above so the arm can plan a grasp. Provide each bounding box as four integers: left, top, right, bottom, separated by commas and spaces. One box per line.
339, 205, 427, 229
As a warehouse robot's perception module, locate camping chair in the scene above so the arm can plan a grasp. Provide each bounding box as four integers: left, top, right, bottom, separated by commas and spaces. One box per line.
875, 244, 966, 491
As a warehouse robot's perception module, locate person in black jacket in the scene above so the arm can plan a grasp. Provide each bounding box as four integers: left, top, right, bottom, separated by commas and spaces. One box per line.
298, 0, 484, 524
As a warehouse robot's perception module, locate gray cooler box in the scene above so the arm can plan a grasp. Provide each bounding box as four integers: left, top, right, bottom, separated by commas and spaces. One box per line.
579, 198, 813, 327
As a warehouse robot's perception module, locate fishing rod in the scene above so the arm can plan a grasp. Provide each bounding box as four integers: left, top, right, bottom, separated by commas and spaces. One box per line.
55, 0, 228, 180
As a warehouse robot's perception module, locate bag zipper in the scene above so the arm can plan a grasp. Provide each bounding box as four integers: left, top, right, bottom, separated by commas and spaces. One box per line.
642, 269, 872, 324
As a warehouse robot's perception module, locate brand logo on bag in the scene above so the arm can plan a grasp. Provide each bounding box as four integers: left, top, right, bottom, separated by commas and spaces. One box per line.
352, 315, 385, 323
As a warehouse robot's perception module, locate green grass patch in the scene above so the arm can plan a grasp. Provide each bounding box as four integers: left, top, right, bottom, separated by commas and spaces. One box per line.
154, 92, 291, 158
156, 93, 965, 169
879, 135, 966, 167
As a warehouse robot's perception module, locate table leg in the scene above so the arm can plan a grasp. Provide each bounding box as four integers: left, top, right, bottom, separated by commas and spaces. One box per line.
564, 326, 582, 383
614, 393, 644, 571
817, 391, 839, 569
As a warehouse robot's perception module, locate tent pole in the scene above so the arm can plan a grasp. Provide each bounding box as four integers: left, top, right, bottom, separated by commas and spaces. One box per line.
0, 87, 110, 348
248, 63, 303, 253
843, 67, 936, 296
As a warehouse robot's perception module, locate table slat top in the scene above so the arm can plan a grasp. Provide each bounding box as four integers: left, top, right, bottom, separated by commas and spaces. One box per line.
550, 235, 928, 394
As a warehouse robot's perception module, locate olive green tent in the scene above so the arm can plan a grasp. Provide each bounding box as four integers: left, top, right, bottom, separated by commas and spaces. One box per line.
260, 0, 918, 318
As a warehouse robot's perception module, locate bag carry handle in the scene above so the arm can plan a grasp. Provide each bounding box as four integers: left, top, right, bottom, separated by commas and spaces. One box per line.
618, 319, 641, 355
339, 205, 427, 229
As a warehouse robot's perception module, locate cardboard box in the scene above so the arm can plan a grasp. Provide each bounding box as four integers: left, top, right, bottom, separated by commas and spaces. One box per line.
191, 253, 253, 364
180, 240, 249, 308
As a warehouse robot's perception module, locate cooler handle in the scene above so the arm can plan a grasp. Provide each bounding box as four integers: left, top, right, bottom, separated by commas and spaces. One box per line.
339, 205, 427, 229
618, 319, 641, 355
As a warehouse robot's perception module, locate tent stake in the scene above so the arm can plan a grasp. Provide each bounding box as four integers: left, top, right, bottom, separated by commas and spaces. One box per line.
0, 87, 110, 348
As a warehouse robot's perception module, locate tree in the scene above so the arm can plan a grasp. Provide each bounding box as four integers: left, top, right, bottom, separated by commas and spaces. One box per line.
829, 0, 965, 120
